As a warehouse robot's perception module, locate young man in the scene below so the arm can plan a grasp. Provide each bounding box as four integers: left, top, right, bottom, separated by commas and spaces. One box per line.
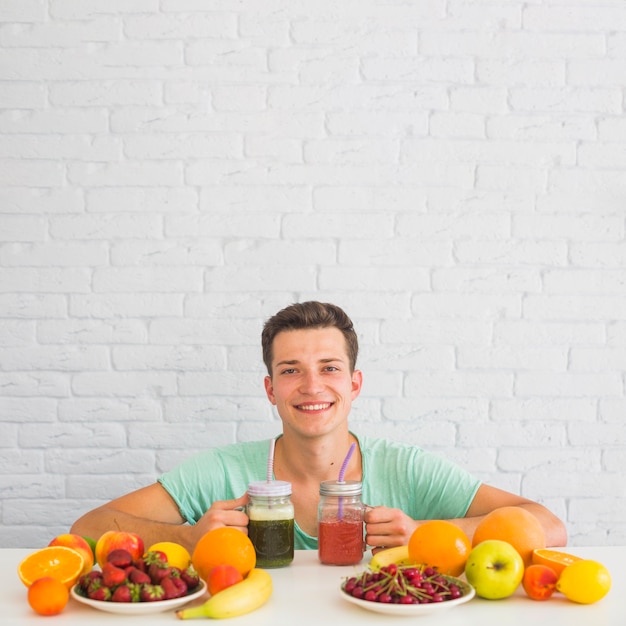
71, 301, 567, 553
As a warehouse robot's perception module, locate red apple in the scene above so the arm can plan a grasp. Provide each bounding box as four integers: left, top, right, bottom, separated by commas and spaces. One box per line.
95, 531, 144, 569
48, 533, 94, 576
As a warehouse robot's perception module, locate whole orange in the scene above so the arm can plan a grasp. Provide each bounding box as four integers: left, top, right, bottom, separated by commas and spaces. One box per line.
27, 577, 69, 616
407, 520, 471, 576
472, 506, 545, 567
192, 528, 256, 583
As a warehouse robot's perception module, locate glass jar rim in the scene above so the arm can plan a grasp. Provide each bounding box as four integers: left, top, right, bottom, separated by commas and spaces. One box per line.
248, 480, 292, 496
319, 479, 362, 496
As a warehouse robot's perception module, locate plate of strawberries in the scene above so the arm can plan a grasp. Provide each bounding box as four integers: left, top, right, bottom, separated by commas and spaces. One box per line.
71, 548, 207, 615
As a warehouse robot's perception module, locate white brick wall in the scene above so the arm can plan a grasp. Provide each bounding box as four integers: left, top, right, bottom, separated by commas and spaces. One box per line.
1, 0, 625, 548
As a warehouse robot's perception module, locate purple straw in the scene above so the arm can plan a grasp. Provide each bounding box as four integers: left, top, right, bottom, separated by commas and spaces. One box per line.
267, 438, 275, 483
338, 442, 356, 483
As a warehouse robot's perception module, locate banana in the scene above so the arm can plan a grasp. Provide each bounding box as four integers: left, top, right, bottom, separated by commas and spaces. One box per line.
176, 568, 272, 620
370, 545, 413, 570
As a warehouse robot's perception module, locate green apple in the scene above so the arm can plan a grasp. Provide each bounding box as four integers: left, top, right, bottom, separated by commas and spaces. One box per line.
464, 539, 524, 600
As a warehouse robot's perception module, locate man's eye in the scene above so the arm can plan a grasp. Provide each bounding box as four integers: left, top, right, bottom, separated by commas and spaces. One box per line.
282, 368, 296, 375
324, 366, 339, 372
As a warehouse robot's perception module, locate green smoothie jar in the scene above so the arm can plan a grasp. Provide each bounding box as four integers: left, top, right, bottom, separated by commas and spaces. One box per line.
247, 480, 294, 568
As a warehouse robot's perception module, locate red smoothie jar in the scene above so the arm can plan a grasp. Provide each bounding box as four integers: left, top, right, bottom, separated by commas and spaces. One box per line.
317, 480, 365, 565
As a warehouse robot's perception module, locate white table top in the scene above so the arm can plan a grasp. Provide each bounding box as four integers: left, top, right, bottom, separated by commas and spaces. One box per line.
2, 546, 620, 625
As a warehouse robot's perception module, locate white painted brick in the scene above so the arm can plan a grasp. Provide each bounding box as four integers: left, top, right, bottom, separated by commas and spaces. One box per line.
525, 294, 626, 321
0, 82, 45, 108
523, 5, 626, 32
477, 59, 565, 86
381, 318, 491, 346
0, 268, 91, 292
491, 397, 598, 422
67, 474, 157, 499
2, 242, 107, 267
149, 318, 257, 346
50, 81, 161, 106
0, 475, 63, 500
0, 373, 69, 398
339, 239, 451, 266
0, 216, 47, 241
283, 212, 394, 238
19, 422, 126, 448
0, 320, 34, 346
59, 398, 161, 422
305, 138, 399, 165
0, 109, 108, 133
0, 345, 108, 370
50, 214, 163, 239
93, 267, 203, 293
514, 214, 623, 240
71, 372, 177, 397
545, 269, 626, 293
0, 294, 67, 319
511, 87, 622, 114
455, 240, 568, 266
0, 449, 42, 473
487, 114, 596, 141
1, 16, 119, 46
476, 164, 547, 191
125, 133, 242, 159
124, 12, 236, 39
0, 159, 64, 187
68, 162, 183, 187
0, 0, 45, 21
399, 212, 510, 240
433, 268, 541, 293
406, 371, 514, 398
113, 345, 225, 371
607, 324, 626, 347
50, 0, 158, 20
88, 188, 197, 213
430, 112, 485, 139
411, 293, 521, 319
213, 85, 268, 113
516, 372, 622, 397
458, 346, 567, 371
0, 394, 57, 423
70, 293, 183, 318
224, 240, 334, 266
167, 213, 280, 238
326, 111, 429, 137
494, 320, 605, 346
0, 188, 83, 213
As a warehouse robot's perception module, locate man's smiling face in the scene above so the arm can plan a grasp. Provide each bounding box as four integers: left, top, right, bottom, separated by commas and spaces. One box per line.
264, 327, 362, 440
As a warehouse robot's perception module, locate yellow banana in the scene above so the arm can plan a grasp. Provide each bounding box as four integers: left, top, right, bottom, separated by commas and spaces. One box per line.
176, 568, 272, 620
370, 545, 413, 570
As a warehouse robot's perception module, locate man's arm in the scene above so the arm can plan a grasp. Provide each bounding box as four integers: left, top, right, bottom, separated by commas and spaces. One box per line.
70, 483, 249, 554
364, 484, 567, 551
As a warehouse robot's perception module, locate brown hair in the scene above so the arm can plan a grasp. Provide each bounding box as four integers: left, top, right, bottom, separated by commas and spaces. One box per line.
261, 301, 359, 375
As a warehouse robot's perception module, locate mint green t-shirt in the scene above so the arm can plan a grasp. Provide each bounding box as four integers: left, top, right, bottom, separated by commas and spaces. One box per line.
158, 434, 481, 550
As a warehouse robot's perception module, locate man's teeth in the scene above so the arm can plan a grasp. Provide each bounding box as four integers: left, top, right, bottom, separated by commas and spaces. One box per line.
298, 403, 330, 410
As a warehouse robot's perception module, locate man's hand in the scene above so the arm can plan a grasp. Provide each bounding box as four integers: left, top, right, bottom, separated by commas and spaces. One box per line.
364, 505, 419, 553
191, 493, 250, 544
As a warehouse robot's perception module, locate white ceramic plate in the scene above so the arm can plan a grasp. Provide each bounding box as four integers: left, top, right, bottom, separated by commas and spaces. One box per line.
71, 580, 207, 615
340, 576, 475, 616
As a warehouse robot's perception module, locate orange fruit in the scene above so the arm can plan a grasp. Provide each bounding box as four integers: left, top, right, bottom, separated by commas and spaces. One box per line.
27, 577, 69, 615
472, 506, 545, 567
48, 533, 94, 576
407, 520, 472, 576
17, 545, 84, 589
192, 528, 256, 583
532, 548, 583, 577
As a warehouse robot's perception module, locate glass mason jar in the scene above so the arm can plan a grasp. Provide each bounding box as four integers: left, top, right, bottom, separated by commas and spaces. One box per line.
247, 480, 294, 568
317, 479, 365, 565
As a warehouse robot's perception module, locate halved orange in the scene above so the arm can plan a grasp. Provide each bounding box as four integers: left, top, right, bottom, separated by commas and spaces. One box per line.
531, 548, 583, 577
18, 546, 85, 589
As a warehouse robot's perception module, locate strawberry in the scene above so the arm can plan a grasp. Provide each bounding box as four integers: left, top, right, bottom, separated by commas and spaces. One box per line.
148, 561, 172, 584
128, 567, 151, 585
180, 566, 200, 590
102, 562, 127, 588
107, 548, 134, 568
87, 581, 112, 602
161, 575, 187, 600
111, 584, 132, 603
78, 570, 103, 592
140, 584, 165, 602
